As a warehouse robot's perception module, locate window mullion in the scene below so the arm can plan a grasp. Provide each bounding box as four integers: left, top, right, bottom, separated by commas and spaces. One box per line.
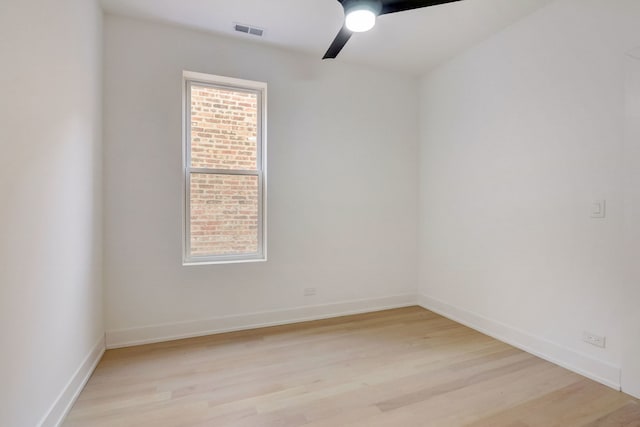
189, 167, 260, 176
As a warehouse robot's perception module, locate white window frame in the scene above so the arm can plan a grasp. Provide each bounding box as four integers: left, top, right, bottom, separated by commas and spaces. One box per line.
182, 71, 267, 265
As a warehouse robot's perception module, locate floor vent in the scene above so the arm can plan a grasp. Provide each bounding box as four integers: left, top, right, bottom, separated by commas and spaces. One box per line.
234, 23, 264, 37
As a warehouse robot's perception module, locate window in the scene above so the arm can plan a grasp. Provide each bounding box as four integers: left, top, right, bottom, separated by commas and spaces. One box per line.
183, 71, 267, 264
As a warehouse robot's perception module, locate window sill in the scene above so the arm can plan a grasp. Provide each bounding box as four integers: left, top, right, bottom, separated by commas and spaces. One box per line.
182, 257, 267, 267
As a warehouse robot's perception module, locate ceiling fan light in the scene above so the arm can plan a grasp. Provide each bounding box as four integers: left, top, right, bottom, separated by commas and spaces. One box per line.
345, 9, 377, 32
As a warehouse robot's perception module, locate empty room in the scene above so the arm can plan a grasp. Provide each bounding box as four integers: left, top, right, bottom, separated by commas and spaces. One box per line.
2, 0, 640, 426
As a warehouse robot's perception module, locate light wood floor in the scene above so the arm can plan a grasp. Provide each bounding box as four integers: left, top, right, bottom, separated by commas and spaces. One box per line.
64, 307, 639, 426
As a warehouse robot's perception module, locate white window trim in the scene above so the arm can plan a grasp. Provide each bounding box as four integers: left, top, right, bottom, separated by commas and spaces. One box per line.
182, 71, 267, 265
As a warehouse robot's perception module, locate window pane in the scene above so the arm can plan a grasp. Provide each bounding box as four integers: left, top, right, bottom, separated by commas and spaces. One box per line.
190, 173, 259, 257
190, 84, 258, 170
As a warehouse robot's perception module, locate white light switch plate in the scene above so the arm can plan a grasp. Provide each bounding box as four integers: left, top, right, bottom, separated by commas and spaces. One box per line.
591, 200, 606, 218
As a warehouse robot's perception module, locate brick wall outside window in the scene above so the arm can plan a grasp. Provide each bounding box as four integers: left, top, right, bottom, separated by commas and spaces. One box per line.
189, 85, 259, 256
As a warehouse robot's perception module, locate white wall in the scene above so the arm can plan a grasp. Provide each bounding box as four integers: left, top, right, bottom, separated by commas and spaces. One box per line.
103, 15, 419, 347
621, 50, 640, 398
0, 1, 104, 426
418, 0, 640, 395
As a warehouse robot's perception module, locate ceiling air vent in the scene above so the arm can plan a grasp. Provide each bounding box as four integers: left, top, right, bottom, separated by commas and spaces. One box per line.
234, 23, 264, 37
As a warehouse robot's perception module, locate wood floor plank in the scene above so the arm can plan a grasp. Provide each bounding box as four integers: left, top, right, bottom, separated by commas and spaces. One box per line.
582, 402, 640, 427
63, 307, 638, 426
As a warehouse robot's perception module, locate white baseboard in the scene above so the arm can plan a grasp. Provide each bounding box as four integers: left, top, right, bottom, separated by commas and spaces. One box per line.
106, 294, 417, 349
417, 293, 621, 391
38, 335, 105, 427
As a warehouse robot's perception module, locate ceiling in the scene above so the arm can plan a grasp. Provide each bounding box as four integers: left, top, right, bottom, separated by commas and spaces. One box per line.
100, 0, 555, 76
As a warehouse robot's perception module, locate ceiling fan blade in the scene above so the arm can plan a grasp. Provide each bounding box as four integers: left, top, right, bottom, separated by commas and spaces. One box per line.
323, 25, 353, 59
380, 0, 463, 15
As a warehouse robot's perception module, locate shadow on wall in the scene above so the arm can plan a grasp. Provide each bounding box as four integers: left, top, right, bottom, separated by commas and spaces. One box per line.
621, 47, 640, 399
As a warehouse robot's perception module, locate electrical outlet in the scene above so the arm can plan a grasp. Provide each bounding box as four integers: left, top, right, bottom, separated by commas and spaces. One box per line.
583, 331, 606, 348
303, 287, 316, 297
